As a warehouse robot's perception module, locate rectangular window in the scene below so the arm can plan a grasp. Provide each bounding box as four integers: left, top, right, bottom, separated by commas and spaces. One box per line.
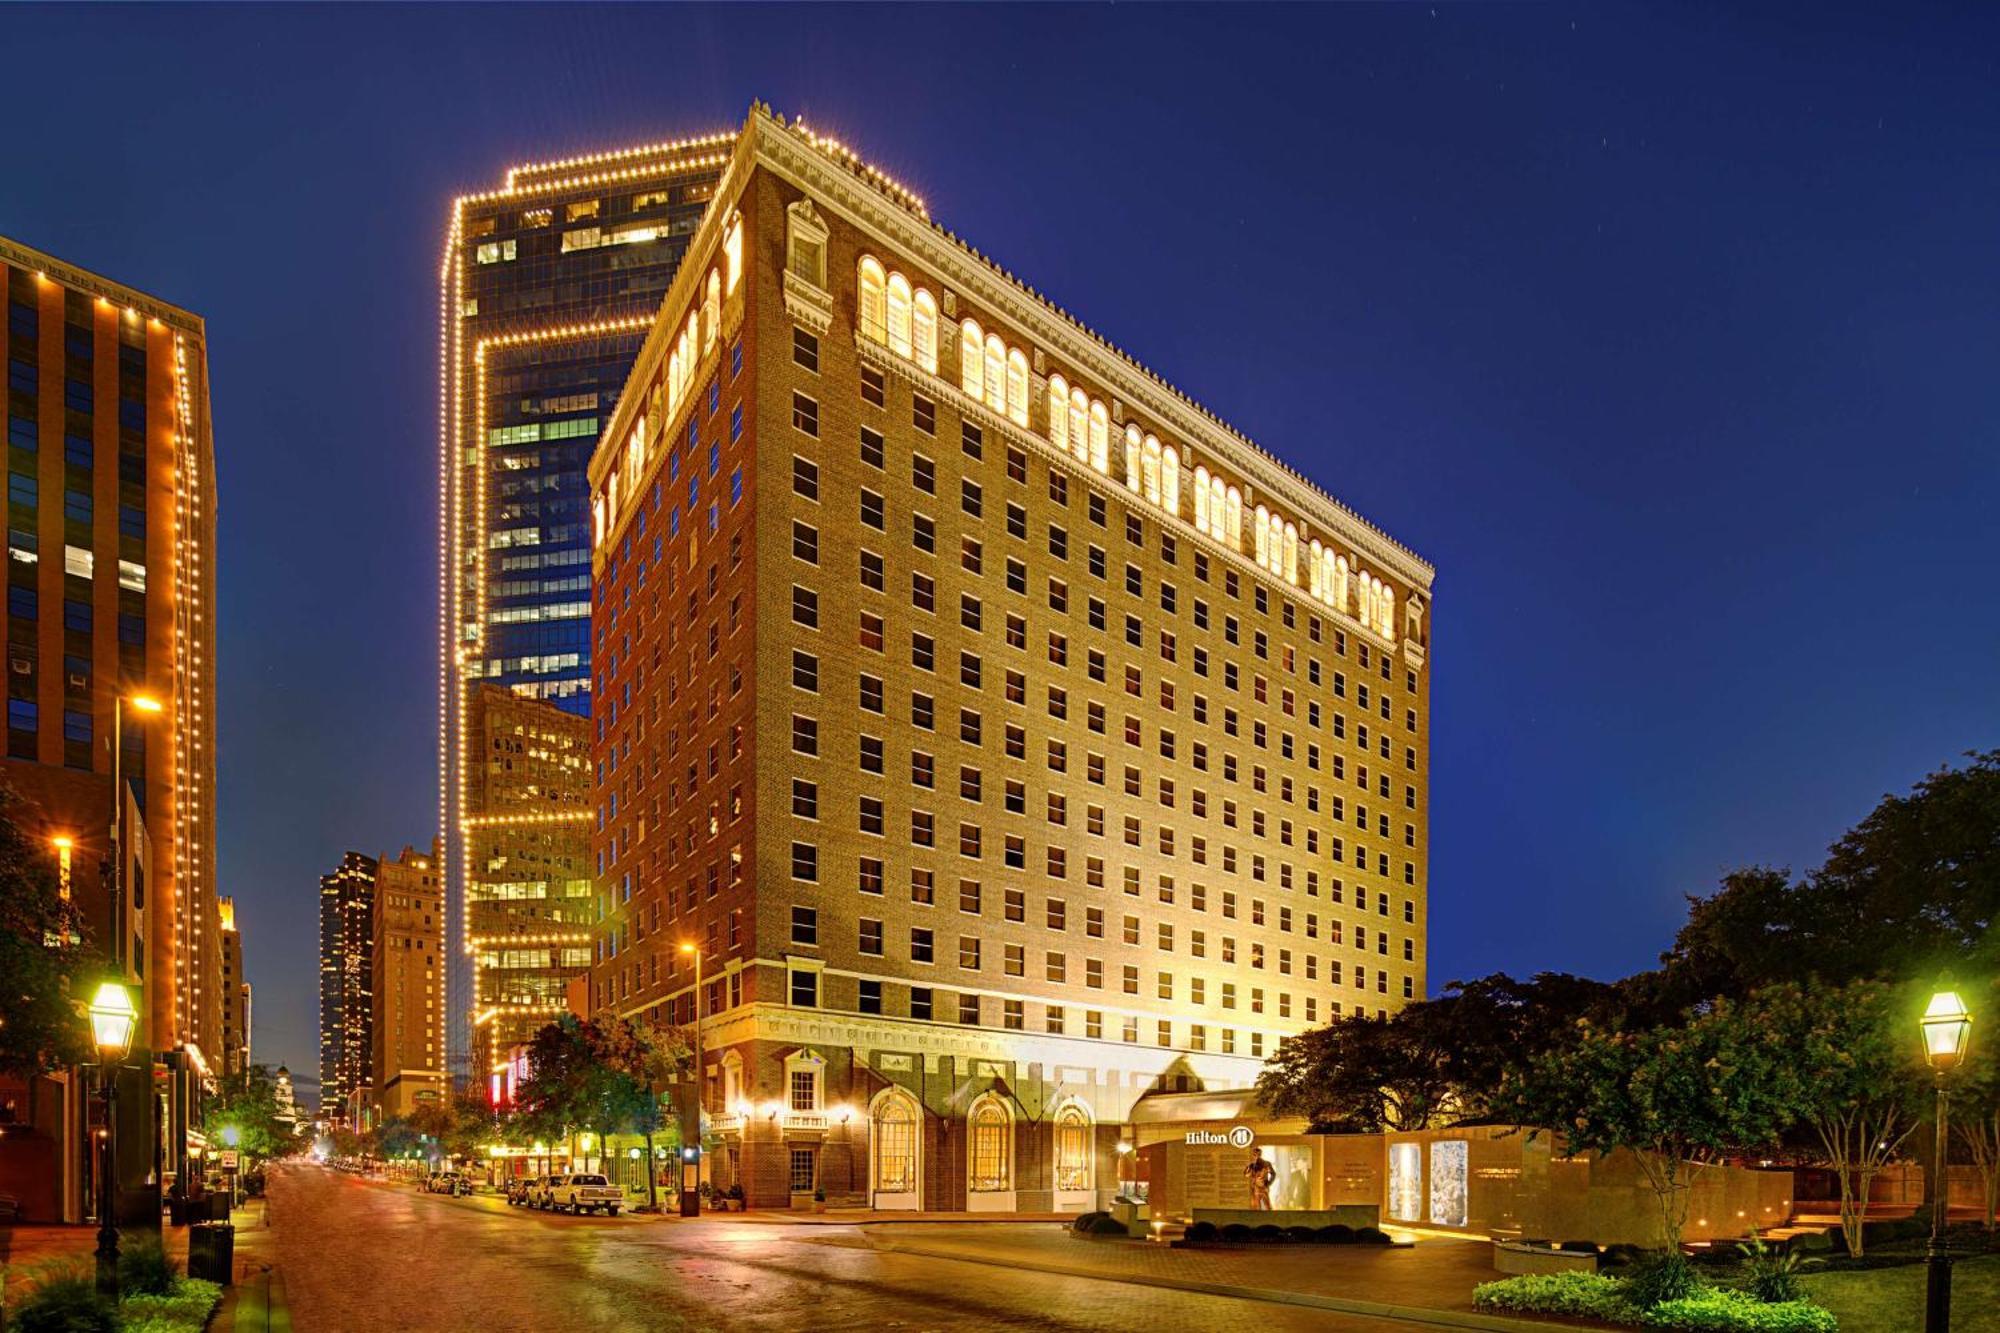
791, 392, 819, 437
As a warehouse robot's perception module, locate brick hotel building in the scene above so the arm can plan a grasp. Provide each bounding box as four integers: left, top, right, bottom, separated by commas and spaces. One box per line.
587, 107, 1434, 1211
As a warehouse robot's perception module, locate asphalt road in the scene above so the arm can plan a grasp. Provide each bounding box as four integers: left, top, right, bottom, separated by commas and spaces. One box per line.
253, 1165, 1423, 1332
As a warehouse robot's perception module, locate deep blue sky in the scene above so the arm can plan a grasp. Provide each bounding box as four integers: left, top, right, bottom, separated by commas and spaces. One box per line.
7, 5, 1996, 1083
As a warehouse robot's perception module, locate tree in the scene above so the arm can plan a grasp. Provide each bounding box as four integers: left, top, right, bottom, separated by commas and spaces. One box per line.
1959, 1034, 2000, 1230
1747, 981, 1928, 1256
594, 1018, 693, 1210
203, 1063, 307, 1160
1257, 1010, 1454, 1131
1494, 1000, 1798, 1249
1656, 752, 2000, 1001
0, 787, 96, 1077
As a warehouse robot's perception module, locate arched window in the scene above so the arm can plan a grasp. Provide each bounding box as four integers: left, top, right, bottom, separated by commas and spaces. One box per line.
1124, 425, 1142, 493
1047, 376, 1070, 453
983, 334, 1006, 414
702, 270, 720, 352
1072, 391, 1091, 466
1308, 540, 1325, 598
1161, 446, 1179, 517
1142, 435, 1162, 505
592, 494, 606, 548
1379, 586, 1396, 640
1225, 487, 1243, 551
1335, 555, 1350, 612
886, 272, 913, 358
1253, 505, 1271, 565
968, 1095, 1012, 1192
858, 257, 888, 345
1088, 401, 1108, 474
723, 212, 743, 295
1284, 522, 1299, 585
959, 320, 984, 402
1006, 349, 1029, 426
1194, 465, 1211, 532
1053, 1104, 1093, 1192
912, 289, 938, 373
872, 1093, 917, 1194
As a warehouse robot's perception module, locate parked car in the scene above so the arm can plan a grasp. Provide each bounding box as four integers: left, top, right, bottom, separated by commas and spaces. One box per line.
428, 1172, 463, 1195
549, 1173, 623, 1216
529, 1176, 557, 1210
505, 1176, 536, 1207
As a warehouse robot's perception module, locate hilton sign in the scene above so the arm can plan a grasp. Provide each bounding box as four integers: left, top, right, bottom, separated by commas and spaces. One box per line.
1183, 1125, 1256, 1148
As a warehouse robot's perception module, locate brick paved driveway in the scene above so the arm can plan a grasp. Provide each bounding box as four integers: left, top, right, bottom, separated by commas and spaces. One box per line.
245, 1164, 1441, 1331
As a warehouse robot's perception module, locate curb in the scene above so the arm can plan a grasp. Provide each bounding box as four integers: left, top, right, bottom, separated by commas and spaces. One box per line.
870, 1238, 1584, 1333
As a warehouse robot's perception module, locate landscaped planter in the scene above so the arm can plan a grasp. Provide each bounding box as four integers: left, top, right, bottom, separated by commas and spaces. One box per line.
1494, 1239, 1601, 1275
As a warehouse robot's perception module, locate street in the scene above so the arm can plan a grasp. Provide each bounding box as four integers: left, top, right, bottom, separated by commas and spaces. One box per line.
249, 1165, 1425, 1332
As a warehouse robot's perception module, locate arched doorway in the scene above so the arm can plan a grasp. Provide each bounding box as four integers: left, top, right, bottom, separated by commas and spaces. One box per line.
868, 1088, 921, 1210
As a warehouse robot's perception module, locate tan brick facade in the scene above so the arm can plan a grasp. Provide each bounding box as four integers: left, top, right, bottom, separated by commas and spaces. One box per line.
371, 843, 445, 1119
587, 108, 1433, 1210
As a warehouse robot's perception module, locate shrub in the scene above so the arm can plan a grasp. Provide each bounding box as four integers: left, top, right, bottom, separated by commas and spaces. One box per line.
1736, 1232, 1804, 1304
1283, 1225, 1318, 1244
120, 1233, 181, 1297
1785, 1231, 1833, 1257
1315, 1223, 1355, 1244
121, 1279, 222, 1333
1252, 1223, 1285, 1243
1080, 1214, 1128, 1237
1070, 1211, 1108, 1233
1603, 1243, 1648, 1269
12, 1264, 119, 1333
1220, 1223, 1253, 1243
1354, 1226, 1392, 1245
1627, 1252, 1704, 1308
1639, 1290, 1836, 1332
1184, 1220, 1219, 1243
1472, 1272, 1640, 1323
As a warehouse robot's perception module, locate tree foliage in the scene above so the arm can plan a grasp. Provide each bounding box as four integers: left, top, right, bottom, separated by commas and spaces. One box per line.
0, 787, 98, 1076
1493, 1001, 1798, 1248
202, 1063, 308, 1159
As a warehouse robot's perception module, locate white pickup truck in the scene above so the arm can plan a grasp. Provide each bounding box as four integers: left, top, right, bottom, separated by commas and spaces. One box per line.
550, 1172, 623, 1216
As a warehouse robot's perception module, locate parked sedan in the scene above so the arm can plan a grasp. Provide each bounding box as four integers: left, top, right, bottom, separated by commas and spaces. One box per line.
505, 1176, 537, 1207
549, 1173, 623, 1216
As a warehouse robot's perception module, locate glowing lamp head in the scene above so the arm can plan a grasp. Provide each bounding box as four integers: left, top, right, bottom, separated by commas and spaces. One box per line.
1921, 983, 1973, 1071
87, 980, 137, 1061
678, 942, 696, 956
51, 835, 74, 851
127, 694, 164, 715
221, 1125, 241, 1148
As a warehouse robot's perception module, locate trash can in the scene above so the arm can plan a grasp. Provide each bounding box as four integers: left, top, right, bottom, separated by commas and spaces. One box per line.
208, 1192, 232, 1221
167, 1196, 191, 1227
188, 1221, 235, 1285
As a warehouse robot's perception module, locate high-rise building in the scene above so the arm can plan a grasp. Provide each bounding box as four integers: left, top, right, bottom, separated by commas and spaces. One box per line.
0, 237, 220, 1221
586, 107, 1434, 1210
370, 842, 446, 1119
0, 236, 221, 1063
219, 895, 250, 1077
439, 130, 737, 1081
317, 851, 376, 1122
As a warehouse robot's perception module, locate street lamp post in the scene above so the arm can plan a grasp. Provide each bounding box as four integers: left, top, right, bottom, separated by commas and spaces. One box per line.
678, 942, 702, 1217
1920, 979, 1973, 1333
88, 981, 138, 1298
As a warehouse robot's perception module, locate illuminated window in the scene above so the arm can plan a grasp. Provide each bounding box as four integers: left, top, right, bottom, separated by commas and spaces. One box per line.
887, 272, 913, 358
859, 258, 888, 345
1047, 375, 1070, 454
1006, 349, 1029, 426
872, 1092, 918, 1193
723, 211, 744, 294
912, 289, 938, 374
1053, 1104, 1092, 1191
959, 319, 984, 402
968, 1094, 1011, 1192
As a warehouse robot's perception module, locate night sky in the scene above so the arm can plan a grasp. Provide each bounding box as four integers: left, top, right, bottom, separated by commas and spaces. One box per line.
6, 5, 1996, 1085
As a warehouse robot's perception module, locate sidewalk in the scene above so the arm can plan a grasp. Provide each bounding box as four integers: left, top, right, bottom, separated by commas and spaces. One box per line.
854, 1225, 1587, 1332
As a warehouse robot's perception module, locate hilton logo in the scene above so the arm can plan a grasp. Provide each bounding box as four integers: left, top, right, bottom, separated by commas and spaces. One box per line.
1184, 1125, 1256, 1148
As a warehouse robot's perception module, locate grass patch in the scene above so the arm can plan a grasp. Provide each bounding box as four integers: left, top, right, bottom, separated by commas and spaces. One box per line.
1799, 1254, 2000, 1333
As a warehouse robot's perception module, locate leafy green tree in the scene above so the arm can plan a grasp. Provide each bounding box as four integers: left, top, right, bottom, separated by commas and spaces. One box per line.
1494, 1000, 1798, 1249
1656, 751, 2000, 1001
203, 1063, 307, 1159
1258, 1010, 1455, 1131
1745, 981, 1928, 1255
1958, 1033, 2000, 1230
0, 788, 97, 1076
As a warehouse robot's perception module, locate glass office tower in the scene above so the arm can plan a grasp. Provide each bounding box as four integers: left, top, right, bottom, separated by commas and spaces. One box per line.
440, 133, 733, 1081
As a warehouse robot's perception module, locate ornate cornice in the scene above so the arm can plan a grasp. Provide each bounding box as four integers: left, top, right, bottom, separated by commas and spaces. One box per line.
743, 109, 1434, 593
0, 235, 204, 337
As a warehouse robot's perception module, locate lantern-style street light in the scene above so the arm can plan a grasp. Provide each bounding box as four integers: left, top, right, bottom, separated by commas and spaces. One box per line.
1920, 979, 1973, 1333
88, 981, 137, 1297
